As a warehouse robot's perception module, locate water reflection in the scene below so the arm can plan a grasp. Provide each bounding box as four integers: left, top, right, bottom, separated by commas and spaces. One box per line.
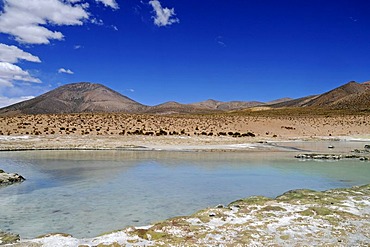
0, 150, 369, 238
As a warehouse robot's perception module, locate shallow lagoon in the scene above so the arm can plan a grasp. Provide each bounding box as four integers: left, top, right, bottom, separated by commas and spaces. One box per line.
0, 149, 369, 238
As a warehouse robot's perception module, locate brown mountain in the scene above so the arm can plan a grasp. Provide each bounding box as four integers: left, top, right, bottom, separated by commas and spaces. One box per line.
0, 82, 148, 115
0, 80, 368, 116
266, 97, 294, 105
330, 90, 370, 110
268, 95, 318, 108
303, 81, 369, 107
269, 81, 370, 110
190, 99, 263, 110
145, 101, 212, 114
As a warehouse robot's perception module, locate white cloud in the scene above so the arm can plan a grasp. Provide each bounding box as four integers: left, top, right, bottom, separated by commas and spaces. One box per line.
0, 95, 34, 108
149, 0, 179, 27
0, 44, 42, 88
0, 62, 41, 87
58, 68, 74, 74
0, 43, 41, 63
0, 0, 89, 44
91, 18, 104, 26
95, 0, 119, 9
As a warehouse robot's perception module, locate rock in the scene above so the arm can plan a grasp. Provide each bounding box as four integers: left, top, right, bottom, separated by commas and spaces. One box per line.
352, 149, 370, 154
209, 212, 216, 217
364, 144, 370, 149
0, 230, 20, 245
294, 153, 369, 161
295, 154, 308, 159
0, 171, 25, 186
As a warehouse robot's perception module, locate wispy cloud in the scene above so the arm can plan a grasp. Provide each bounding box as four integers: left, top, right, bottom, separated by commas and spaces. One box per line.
149, 0, 179, 27
58, 68, 74, 75
95, 0, 119, 10
0, 0, 89, 45
0, 43, 41, 64
74, 44, 83, 50
0, 62, 41, 87
215, 36, 226, 47
91, 17, 104, 26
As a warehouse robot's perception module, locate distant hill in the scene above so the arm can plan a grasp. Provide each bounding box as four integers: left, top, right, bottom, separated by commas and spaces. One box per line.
268, 81, 370, 110
0, 82, 149, 115
268, 95, 319, 108
0, 82, 267, 115
266, 97, 294, 105
303, 81, 368, 107
145, 99, 263, 114
330, 90, 370, 110
145, 101, 212, 114
0, 80, 368, 116
190, 99, 263, 111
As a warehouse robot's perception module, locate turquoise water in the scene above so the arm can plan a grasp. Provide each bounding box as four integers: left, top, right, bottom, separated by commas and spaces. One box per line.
0, 150, 369, 238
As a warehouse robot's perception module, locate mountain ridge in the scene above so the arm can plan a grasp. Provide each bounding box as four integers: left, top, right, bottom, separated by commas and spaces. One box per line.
0, 80, 369, 116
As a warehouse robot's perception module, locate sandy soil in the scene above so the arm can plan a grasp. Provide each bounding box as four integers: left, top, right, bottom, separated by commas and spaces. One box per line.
0, 113, 369, 151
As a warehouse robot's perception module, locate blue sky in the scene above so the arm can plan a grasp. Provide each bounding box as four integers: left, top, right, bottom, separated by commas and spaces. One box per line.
0, 0, 369, 107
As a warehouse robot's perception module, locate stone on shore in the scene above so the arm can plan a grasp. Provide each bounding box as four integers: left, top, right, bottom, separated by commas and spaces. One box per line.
295, 153, 369, 161
0, 231, 20, 245
0, 169, 25, 186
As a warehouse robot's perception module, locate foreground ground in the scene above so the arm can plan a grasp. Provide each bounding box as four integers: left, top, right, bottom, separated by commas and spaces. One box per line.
3, 184, 369, 246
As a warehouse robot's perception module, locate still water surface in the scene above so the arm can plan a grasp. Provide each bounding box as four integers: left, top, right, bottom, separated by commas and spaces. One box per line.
0, 150, 369, 238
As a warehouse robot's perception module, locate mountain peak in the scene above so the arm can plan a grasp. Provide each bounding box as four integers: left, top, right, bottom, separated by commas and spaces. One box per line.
0, 82, 148, 115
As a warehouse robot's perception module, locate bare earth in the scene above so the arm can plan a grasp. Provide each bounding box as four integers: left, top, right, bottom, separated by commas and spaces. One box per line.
1, 112, 369, 246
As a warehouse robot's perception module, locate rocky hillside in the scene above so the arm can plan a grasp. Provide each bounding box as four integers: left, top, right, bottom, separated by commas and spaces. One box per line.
190, 99, 263, 111
269, 81, 370, 110
0, 82, 149, 115
144, 101, 214, 114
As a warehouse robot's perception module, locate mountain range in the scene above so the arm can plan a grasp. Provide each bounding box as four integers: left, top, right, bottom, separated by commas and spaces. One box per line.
0, 81, 369, 116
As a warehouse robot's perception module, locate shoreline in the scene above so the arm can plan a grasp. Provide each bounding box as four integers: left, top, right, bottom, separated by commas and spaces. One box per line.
0, 134, 370, 153
0, 139, 369, 246
5, 184, 370, 246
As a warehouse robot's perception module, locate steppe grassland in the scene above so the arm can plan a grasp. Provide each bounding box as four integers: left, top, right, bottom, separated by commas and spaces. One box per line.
0, 109, 369, 139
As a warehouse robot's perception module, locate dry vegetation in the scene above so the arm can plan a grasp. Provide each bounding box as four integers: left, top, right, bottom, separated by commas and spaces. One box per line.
0, 109, 369, 140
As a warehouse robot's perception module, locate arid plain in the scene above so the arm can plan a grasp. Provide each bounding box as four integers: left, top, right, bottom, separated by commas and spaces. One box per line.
0, 110, 369, 151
